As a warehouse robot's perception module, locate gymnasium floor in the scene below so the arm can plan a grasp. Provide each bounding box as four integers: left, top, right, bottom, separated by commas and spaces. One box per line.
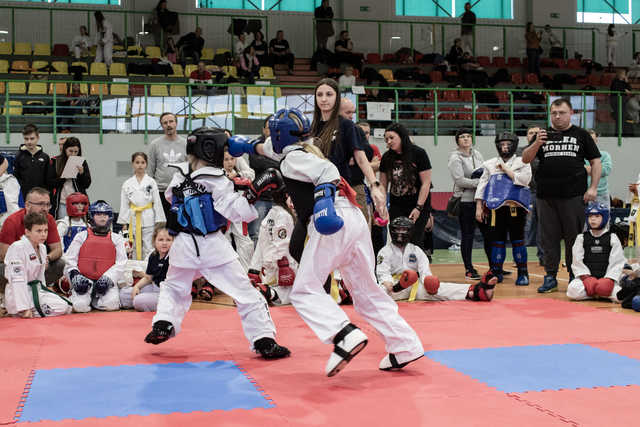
2, 249, 639, 426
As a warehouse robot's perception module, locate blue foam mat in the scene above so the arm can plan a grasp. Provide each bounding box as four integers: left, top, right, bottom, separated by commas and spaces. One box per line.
426, 343, 640, 393
19, 361, 273, 422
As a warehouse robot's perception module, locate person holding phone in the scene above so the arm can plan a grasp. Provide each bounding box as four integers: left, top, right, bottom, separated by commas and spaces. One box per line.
522, 98, 602, 293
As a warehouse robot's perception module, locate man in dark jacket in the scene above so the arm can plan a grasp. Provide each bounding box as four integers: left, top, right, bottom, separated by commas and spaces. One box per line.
13, 124, 50, 200
177, 27, 204, 63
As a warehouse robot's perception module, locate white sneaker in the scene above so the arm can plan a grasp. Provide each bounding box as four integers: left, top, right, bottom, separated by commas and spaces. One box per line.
325, 324, 368, 377
379, 352, 424, 371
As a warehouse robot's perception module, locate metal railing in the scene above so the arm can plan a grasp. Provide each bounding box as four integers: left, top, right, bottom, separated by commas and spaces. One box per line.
0, 78, 631, 146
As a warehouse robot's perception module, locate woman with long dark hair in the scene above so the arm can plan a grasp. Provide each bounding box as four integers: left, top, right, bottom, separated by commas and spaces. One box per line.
48, 137, 91, 219
250, 30, 270, 66
379, 123, 432, 248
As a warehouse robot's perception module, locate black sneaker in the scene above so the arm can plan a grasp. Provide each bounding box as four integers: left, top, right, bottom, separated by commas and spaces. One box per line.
254, 337, 291, 360
144, 320, 174, 345
465, 269, 481, 280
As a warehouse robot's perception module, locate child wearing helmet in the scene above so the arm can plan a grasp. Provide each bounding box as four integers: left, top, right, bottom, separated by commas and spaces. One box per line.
144, 127, 290, 361
377, 216, 498, 302
228, 108, 423, 377
567, 203, 626, 301
63, 200, 127, 312
475, 132, 532, 286
56, 192, 89, 252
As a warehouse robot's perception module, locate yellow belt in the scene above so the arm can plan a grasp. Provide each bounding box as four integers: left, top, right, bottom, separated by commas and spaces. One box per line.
629, 197, 640, 248
129, 202, 153, 260
391, 273, 419, 302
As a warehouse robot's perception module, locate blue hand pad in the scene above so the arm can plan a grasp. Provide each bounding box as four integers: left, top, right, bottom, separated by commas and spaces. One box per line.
19, 361, 273, 422
426, 343, 640, 393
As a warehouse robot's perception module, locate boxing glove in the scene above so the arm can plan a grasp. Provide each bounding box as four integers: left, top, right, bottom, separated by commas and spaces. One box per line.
244, 168, 285, 204
94, 276, 114, 297
581, 275, 598, 297
594, 277, 615, 298
69, 269, 93, 295
313, 183, 344, 235
277, 257, 296, 287
392, 270, 419, 293
423, 275, 440, 295
248, 269, 262, 287
227, 135, 258, 157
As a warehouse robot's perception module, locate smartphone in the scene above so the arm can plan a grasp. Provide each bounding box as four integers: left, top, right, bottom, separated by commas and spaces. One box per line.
545, 130, 563, 141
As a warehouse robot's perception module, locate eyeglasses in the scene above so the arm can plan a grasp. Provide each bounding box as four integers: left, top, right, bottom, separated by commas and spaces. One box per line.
27, 201, 51, 208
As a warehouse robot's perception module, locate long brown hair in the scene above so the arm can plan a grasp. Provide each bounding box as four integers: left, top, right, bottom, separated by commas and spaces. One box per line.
310, 78, 341, 157
56, 137, 82, 178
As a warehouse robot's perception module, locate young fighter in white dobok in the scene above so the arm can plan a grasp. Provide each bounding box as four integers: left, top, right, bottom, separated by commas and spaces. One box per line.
378, 216, 498, 302
143, 127, 290, 361
4, 212, 72, 317
567, 203, 625, 302
64, 200, 127, 312
228, 108, 424, 376
0, 170, 22, 229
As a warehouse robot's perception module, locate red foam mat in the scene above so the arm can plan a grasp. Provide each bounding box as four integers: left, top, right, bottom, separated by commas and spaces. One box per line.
1, 298, 639, 426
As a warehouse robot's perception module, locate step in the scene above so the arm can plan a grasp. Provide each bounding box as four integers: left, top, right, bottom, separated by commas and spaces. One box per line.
277, 75, 319, 84
281, 87, 314, 96
275, 69, 319, 77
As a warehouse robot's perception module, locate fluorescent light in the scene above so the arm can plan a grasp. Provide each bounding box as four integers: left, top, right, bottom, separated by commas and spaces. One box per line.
492, 46, 500, 51
0, 30, 8, 34
138, 31, 149, 35
391, 36, 401, 40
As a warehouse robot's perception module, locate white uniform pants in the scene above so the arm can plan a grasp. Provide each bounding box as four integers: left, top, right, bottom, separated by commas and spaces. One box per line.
5, 282, 72, 317
120, 284, 160, 311
227, 224, 254, 271
289, 205, 423, 363
130, 225, 154, 261
71, 282, 120, 313
152, 258, 276, 347
566, 278, 621, 302
388, 281, 470, 301
95, 42, 113, 66
271, 285, 292, 306
607, 45, 616, 66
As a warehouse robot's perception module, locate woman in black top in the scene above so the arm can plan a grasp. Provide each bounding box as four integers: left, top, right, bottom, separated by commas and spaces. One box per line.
250, 30, 270, 67
48, 137, 92, 219
379, 123, 432, 247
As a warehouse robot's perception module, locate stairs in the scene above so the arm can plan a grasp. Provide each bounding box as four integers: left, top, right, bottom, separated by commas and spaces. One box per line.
274, 58, 318, 95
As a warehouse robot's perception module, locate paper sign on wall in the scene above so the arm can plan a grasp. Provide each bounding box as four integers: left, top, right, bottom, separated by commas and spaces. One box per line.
366, 102, 394, 121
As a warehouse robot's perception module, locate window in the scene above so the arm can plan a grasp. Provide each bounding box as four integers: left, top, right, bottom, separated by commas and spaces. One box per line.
577, 0, 640, 24
3, 1, 120, 4
197, 0, 321, 12
396, 0, 513, 19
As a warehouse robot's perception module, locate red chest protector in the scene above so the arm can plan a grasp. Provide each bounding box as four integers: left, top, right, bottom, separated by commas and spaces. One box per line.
78, 229, 116, 280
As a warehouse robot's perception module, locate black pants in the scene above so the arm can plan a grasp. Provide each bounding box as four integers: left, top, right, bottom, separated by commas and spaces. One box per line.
487, 206, 527, 243
527, 48, 541, 76
272, 53, 294, 70
159, 191, 172, 223
537, 195, 585, 277
458, 201, 491, 271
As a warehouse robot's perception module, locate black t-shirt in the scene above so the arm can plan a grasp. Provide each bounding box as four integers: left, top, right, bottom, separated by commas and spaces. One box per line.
269, 38, 289, 53
250, 40, 268, 57
461, 11, 476, 34
335, 39, 348, 52
146, 252, 169, 286
534, 125, 600, 199
349, 127, 373, 186
314, 116, 363, 185
380, 144, 431, 199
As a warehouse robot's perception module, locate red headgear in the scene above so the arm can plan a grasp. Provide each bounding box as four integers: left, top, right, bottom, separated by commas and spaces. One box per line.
66, 193, 89, 218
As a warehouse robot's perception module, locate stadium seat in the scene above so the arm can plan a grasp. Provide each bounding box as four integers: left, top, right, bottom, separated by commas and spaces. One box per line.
264, 86, 282, 97
259, 66, 275, 80
8, 81, 27, 95
588, 74, 601, 86
171, 63, 184, 77
496, 91, 509, 103
184, 64, 197, 77
378, 68, 395, 82
110, 84, 129, 96
78, 83, 89, 95
51, 61, 68, 75
150, 85, 169, 97
476, 56, 490, 67
3, 100, 22, 116
492, 56, 506, 67
90, 62, 108, 76
31, 60, 49, 75
90, 83, 108, 96
113, 44, 124, 52
366, 53, 381, 64
109, 62, 127, 76
222, 66, 238, 79
382, 53, 395, 63
170, 85, 187, 96
0, 82, 4, 94
567, 58, 581, 69
34, 43, 50, 56
27, 82, 47, 96
201, 48, 214, 60
457, 109, 472, 121
71, 62, 88, 74
246, 86, 263, 96
53, 44, 70, 57
10, 60, 30, 74
215, 48, 231, 56
552, 58, 566, 68
511, 73, 523, 84
429, 70, 443, 83
145, 46, 162, 59
601, 73, 614, 87
441, 89, 459, 101
476, 107, 493, 121
13, 42, 31, 55
0, 42, 11, 55
525, 73, 539, 84
49, 82, 67, 95
507, 57, 522, 67
0, 59, 9, 73
459, 90, 473, 102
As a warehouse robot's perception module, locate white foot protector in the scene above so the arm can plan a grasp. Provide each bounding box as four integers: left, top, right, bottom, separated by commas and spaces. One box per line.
379, 352, 424, 371
325, 324, 368, 377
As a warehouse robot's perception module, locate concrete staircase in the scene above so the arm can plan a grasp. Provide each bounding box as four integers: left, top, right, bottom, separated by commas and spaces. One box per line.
274, 58, 319, 95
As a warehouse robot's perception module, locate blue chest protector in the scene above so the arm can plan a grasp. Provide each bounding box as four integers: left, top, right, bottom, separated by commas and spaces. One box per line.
63, 224, 88, 251
0, 191, 6, 214
171, 171, 227, 236
484, 174, 531, 212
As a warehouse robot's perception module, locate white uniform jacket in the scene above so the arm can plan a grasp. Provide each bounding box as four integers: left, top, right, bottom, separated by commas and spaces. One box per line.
475, 155, 532, 201
376, 242, 433, 285
572, 230, 626, 282
117, 174, 166, 227
250, 204, 297, 283
4, 236, 47, 314
0, 173, 22, 228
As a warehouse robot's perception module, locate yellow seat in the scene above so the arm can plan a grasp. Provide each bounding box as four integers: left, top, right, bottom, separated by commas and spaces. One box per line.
51, 61, 68, 75
258, 66, 275, 80
48, 82, 67, 95
246, 86, 264, 96
8, 81, 27, 95
184, 64, 197, 77
110, 84, 129, 96
128, 46, 143, 57
113, 44, 124, 52
215, 48, 231, 55
31, 60, 49, 75
3, 100, 22, 116
33, 43, 50, 56
90, 62, 108, 76
109, 62, 127, 76
201, 48, 214, 60
171, 63, 184, 77
0, 59, 9, 73
11, 60, 30, 74
71, 62, 88, 74
78, 83, 89, 95
0, 42, 11, 55
90, 83, 108, 96
28, 82, 48, 95
13, 42, 31, 55
263, 87, 282, 98
169, 85, 187, 96
145, 46, 162, 59
222, 66, 238, 79
379, 68, 396, 82
150, 85, 169, 97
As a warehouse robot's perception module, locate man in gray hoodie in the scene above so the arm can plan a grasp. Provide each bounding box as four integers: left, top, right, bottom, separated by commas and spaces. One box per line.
147, 112, 186, 218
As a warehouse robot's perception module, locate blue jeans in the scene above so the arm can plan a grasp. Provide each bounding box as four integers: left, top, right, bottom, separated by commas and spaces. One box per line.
248, 199, 273, 244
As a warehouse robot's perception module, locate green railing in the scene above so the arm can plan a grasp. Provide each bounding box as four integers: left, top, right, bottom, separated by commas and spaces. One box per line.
0, 78, 630, 146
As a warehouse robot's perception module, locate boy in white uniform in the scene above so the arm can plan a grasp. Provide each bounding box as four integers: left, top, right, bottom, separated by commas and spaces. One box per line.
64, 200, 127, 312
144, 127, 290, 361
0, 170, 22, 229
378, 216, 498, 302
4, 212, 72, 317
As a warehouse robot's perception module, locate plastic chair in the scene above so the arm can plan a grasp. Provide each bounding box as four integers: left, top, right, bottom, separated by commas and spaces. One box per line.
53, 44, 70, 57
366, 53, 381, 64
378, 68, 395, 82
492, 57, 506, 68
8, 81, 27, 95
90, 62, 108, 76
264, 87, 282, 97
170, 85, 187, 97
110, 84, 129, 96
171, 64, 184, 77
109, 62, 127, 76
90, 84, 108, 96
3, 100, 22, 116
0, 60, 8, 73
201, 48, 214, 60
51, 61, 69, 75
222, 66, 238, 79
13, 42, 31, 55
259, 66, 275, 80
476, 56, 490, 67
507, 57, 522, 67
10, 60, 30, 74
429, 70, 443, 83
184, 64, 197, 77
31, 60, 49, 75
34, 43, 50, 56
511, 73, 523, 84
0, 42, 11, 55
48, 82, 67, 95
150, 85, 169, 97
28, 82, 48, 95
145, 46, 162, 59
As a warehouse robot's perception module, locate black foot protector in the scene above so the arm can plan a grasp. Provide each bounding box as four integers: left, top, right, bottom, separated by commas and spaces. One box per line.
144, 320, 174, 345
254, 337, 291, 360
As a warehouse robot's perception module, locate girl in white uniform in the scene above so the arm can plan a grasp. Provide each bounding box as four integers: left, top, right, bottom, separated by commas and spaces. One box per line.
144, 127, 290, 361
94, 11, 113, 66
4, 212, 72, 318
228, 108, 424, 377
118, 152, 166, 261
0, 171, 22, 229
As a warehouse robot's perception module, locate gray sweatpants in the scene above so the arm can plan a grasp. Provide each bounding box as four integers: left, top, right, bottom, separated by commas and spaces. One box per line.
537, 196, 585, 277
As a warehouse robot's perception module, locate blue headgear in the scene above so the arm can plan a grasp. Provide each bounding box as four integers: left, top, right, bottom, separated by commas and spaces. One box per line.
88, 200, 113, 234
585, 202, 609, 230
269, 108, 311, 154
